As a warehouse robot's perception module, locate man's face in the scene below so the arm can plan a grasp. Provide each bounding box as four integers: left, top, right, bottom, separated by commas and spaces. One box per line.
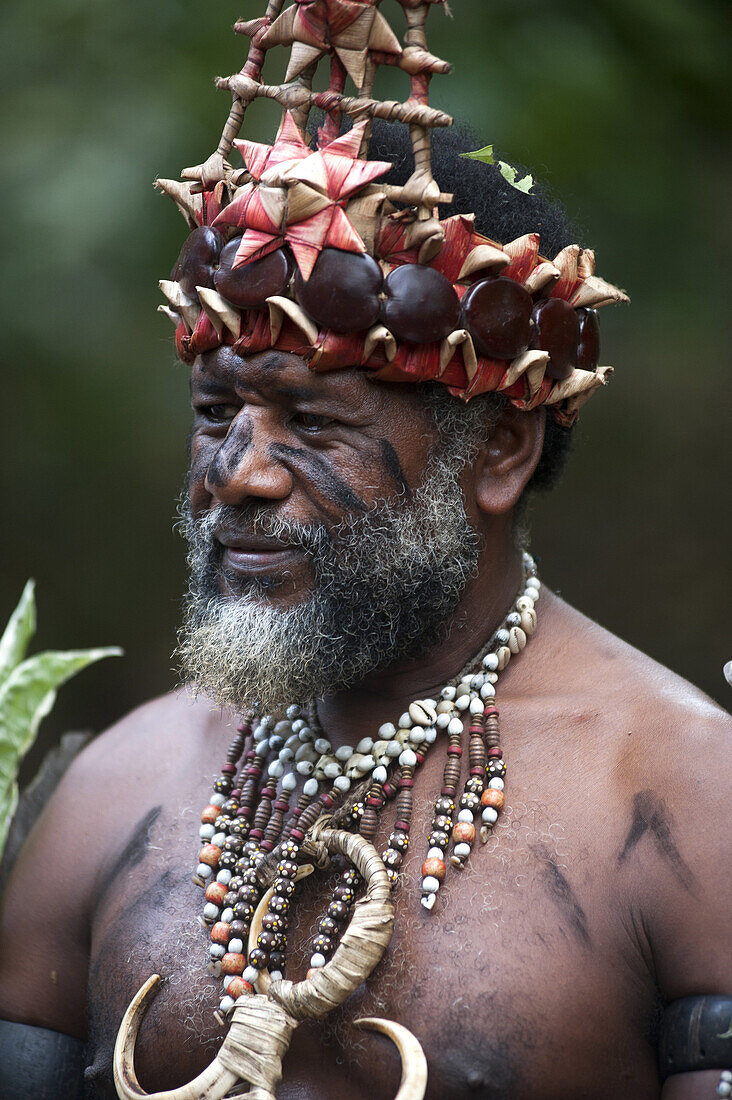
180, 346, 483, 712
187, 346, 440, 605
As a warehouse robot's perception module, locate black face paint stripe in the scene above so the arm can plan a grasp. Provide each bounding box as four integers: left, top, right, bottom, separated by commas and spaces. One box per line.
272, 443, 368, 513
378, 438, 411, 498
617, 790, 695, 891
206, 417, 253, 488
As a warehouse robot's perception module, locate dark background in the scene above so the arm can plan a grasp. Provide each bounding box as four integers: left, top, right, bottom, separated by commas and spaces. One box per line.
1, 0, 730, 784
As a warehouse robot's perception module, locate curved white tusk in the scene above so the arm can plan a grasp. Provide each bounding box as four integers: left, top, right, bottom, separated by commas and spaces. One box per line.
356, 1017, 428, 1100
113, 974, 238, 1100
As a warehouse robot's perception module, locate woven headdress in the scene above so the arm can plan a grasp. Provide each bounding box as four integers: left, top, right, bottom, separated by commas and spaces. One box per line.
157, 0, 628, 426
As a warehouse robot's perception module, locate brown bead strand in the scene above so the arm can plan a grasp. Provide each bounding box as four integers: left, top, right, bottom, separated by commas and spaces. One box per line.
382, 765, 414, 886
283, 787, 315, 841
248, 779, 277, 846
251, 782, 346, 975
359, 779, 384, 841
481, 702, 507, 843
261, 789, 292, 853
449, 714, 485, 867
419, 729, 462, 906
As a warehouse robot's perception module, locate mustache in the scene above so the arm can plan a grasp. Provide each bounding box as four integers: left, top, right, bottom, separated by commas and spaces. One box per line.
184, 502, 332, 557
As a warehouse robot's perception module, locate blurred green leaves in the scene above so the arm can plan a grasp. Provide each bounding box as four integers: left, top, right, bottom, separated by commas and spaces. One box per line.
0, 582, 121, 853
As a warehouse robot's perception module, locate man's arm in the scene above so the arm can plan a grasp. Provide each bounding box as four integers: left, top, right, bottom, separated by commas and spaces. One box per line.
0, 747, 97, 1037
635, 703, 732, 1097
0, 1020, 86, 1100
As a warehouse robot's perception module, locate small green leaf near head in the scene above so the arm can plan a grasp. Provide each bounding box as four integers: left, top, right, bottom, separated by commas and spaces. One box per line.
460, 145, 495, 165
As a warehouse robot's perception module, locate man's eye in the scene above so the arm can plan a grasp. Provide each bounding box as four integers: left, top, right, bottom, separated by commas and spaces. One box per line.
291, 412, 334, 433
199, 404, 239, 422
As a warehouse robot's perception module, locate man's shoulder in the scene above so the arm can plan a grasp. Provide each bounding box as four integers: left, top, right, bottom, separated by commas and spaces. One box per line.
90, 686, 219, 749
544, 592, 730, 793
64, 687, 228, 797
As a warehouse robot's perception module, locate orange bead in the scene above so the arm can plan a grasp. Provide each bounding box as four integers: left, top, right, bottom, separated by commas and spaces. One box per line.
226, 977, 252, 999
205, 882, 228, 905
221, 952, 246, 975
452, 822, 476, 844
211, 921, 231, 945
201, 805, 220, 825
198, 844, 222, 867
421, 857, 446, 881
481, 789, 505, 811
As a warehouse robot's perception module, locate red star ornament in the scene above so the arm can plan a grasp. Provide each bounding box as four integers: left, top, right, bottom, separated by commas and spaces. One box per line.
279, 120, 392, 277
262, 0, 401, 87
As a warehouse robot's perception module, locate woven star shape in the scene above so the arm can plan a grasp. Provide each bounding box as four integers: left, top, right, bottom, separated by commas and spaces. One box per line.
214, 114, 391, 279
262, 0, 401, 87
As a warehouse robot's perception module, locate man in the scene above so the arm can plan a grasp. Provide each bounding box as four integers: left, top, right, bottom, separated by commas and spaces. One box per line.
0, 8, 730, 1098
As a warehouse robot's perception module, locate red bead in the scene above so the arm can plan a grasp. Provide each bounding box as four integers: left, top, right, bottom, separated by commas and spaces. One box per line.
226, 977, 251, 999
199, 844, 222, 867
453, 822, 476, 844
205, 882, 228, 906
211, 922, 231, 945
221, 953, 246, 975
421, 857, 446, 881
447, 746, 462, 756
201, 805, 220, 825
481, 789, 505, 811
487, 748, 503, 758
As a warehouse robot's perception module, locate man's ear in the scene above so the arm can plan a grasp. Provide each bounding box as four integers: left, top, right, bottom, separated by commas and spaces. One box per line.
473, 406, 545, 516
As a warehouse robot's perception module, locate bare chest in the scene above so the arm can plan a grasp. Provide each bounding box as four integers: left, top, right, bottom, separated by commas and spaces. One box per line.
84, 783, 659, 1099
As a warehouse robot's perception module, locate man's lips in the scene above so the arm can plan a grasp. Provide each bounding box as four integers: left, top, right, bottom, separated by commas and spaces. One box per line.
217, 535, 304, 573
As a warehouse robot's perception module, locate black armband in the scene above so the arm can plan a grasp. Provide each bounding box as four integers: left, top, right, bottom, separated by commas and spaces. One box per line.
0, 1020, 86, 1100
658, 995, 732, 1080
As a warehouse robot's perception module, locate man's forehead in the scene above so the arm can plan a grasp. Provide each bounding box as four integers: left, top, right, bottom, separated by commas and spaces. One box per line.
191, 346, 379, 409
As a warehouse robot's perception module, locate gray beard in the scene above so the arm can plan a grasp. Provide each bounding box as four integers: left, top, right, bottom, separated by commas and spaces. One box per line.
176, 449, 481, 715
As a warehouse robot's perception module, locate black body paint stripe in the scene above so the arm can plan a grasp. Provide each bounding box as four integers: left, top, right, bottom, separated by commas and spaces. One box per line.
536, 847, 591, 946
617, 790, 695, 891
96, 805, 162, 903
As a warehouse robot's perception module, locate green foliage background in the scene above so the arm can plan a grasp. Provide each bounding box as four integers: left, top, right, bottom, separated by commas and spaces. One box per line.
1, 0, 730, 779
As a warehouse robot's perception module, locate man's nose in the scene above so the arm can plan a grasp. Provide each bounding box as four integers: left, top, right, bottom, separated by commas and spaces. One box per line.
204, 415, 293, 505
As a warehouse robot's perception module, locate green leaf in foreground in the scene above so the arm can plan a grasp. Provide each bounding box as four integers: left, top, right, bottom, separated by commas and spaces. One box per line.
0, 635, 122, 854
460, 146, 534, 194
0, 579, 36, 690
